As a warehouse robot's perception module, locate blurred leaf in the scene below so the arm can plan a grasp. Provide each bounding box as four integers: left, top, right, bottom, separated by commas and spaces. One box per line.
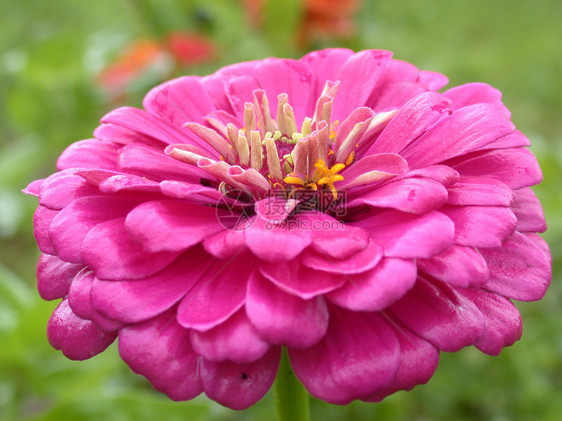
264, 0, 303, 56
35, 393, 212, 421
0, 262, 33, 312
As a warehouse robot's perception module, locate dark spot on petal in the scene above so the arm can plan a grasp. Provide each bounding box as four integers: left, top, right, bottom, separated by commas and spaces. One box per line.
241, 373, 248, 380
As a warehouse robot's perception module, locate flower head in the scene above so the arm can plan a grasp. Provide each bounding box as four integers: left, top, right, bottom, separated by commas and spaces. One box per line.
26, 49, 551, 409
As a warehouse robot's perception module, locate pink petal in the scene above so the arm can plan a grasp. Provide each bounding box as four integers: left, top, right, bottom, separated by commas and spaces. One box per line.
200, 346, 281, 410
260, 259, 346, 299
47, 299, 116, 361
460, 289, 522, 356
118, 311, 202, 401
94, 123, 165, 148
365, 91, 452, 155
326, 258, 417, 311
511, 188, 546, 232
448, 147, 543, 189
440, 205, 517, 248
224, 75, 260, 118
332, 50, 393, 121
417, 70, 449, 91
142, 76, 216, 127
75, 169, 122, 186
56, 139, 119, 171
397, 165, 459, 187
289, 308, 400, 405
205, 110, 242, 133
340, 153, 409, 189
301, 239, 383, 274
203, 228, 247, 259
101, 107, 176, 145
82, 217, 181, 280
443, 82, 502, 108
354, 210, 454, 259
481, 232, 551, 301
446, 176, 514, 206
364, 329, 439, 402
369, 81, 427, 112
246, 271, 329, 348
300, 48, 355, 98
334, 107, 374, 160
250, 58, 314, 124
33, 205, 58, 255
49, 196, 140, 263
125, 200, 226, 253
159, 179, 225, 205
244, 215, 312, 262
39, 170, 99, 210
480, 129, 531, 151
36, 254, 83, 300
366, 59, 447, 110
23, 179, 43, 197
98, 174, 161, 194
402, 103, 515, 168
90, 249, 214, 323
418, 245, 490, 288
67, 269, 124, 332
203, 60, 261, 112
176, 254, 253, 331
389, 277, 485, 352
100, 106, 192, 146
190, 308, 270, 363
309, 215, 369, 259
118, 144, 208, 182
348, 177, 448, 214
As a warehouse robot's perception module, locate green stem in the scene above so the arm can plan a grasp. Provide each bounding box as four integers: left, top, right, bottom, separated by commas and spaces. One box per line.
273, 348, 310, 421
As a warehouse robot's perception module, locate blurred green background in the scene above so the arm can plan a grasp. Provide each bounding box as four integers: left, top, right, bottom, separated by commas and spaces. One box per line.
0, 0, 560, 420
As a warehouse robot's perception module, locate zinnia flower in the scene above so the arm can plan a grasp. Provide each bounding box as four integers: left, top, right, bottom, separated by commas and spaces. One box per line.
26, 49, 551, 410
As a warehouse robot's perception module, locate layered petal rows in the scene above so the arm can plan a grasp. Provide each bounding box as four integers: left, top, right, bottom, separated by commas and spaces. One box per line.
26, 49, 550, 408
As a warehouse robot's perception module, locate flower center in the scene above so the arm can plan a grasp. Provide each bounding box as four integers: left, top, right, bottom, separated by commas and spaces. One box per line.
166, 81, 396, 214
221, 82, 348, 199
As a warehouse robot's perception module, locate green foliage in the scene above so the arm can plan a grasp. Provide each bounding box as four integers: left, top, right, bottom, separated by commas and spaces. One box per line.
0, 0, 560, 420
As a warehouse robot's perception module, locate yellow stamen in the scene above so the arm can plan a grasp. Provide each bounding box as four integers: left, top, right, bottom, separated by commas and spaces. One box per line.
283, 175, 306, 186
317, 174, 344, 185
312, 159, 346, 199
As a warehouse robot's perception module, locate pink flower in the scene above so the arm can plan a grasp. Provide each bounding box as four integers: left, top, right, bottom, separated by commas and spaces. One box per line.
25, 49, 551, 409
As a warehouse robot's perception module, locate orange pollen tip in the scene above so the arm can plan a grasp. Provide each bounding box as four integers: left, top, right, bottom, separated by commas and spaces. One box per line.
345, 151, 355, 166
